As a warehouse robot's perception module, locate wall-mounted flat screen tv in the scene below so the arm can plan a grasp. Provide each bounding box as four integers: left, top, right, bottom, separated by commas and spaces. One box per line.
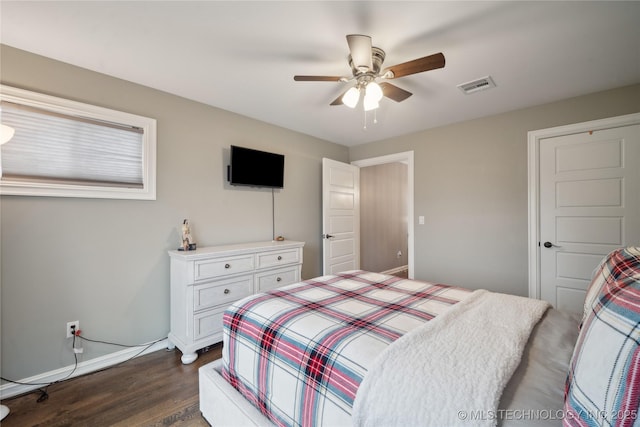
228, 145, 285, 188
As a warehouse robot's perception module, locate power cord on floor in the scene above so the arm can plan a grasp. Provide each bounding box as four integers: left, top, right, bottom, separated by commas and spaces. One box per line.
77, 333, 160, 348
0, 334, 80, 403
0, 331, 167, 403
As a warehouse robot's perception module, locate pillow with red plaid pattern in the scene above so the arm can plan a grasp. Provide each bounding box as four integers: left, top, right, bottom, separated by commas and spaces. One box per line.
563, 247, 640, 427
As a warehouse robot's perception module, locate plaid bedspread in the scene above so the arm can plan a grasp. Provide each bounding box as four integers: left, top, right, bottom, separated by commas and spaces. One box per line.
221, 270, 472, 427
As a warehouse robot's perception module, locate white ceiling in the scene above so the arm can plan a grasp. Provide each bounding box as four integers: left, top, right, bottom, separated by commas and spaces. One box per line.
1, 1, 639, 147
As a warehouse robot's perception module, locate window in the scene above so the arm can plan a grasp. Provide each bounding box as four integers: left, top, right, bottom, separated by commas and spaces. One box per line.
0, 85, 156, 200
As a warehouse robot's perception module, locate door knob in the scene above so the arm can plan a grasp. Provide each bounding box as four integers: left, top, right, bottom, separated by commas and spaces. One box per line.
543, 241, 561, 248
323, 234, 334, 239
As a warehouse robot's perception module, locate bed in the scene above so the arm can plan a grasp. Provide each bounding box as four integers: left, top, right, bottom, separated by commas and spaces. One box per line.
199, 248, 640, 427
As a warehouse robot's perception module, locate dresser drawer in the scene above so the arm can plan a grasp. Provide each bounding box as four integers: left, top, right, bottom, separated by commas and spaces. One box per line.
194, 254, 255, 281
193, 275, 253, 311
193, 307, 225, 341
257, 248, 300, 270
255, 266, 300, 293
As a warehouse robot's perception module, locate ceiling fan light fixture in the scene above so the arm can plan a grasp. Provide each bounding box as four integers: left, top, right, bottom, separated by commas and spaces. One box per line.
342, 86, 360, 108
363, 96, 379, 112
365, 81, 383, 103
363, 81, 382, 111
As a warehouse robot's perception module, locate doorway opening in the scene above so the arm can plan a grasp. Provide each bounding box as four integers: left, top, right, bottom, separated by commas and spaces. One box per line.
352, 151, 414, 279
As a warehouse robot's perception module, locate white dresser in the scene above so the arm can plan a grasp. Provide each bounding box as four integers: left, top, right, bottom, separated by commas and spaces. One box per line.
168, 240, 305, 364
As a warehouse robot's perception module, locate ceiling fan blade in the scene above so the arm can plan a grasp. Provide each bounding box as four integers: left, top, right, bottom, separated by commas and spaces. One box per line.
330, 92, 346, 106
384, 52, 445, 79
379, 82, 412, 102
294, 75, 343, 82
346, 34, 373, 71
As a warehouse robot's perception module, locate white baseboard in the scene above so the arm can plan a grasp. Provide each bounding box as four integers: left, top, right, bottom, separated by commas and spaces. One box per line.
381, 265, 409, 276
0, 339, 168, 399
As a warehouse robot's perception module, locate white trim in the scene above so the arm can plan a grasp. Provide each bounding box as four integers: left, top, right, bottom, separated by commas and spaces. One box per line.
352, 151, 415, 279
0, 85, 157, 200
527, 112, 640, 299
381, 265, 409, 276
0, 339, 168, 399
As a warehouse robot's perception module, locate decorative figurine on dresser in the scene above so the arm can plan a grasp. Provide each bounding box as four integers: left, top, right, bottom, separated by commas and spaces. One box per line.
179, 219, 196, 251
167, 240, 305, 363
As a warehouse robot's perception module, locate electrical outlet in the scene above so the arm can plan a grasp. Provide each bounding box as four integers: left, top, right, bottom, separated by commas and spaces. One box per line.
66, 320, 79, 338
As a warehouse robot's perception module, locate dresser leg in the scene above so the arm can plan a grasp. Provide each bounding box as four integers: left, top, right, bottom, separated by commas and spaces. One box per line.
181, 352, 198, 364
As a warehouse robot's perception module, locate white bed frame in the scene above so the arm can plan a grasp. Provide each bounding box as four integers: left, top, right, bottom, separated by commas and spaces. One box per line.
199, 359, 276, 426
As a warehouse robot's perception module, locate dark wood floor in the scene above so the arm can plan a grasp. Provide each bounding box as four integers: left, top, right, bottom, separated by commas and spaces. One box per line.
0, 344, 222, 426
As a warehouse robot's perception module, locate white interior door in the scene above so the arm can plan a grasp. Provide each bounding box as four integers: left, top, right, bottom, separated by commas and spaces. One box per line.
540, 124, 640, 312
322, 158, 360, 275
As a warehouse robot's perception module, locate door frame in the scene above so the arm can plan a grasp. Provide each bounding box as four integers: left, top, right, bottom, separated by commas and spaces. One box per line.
352, 151, 415, 279
527, 112, 640, 299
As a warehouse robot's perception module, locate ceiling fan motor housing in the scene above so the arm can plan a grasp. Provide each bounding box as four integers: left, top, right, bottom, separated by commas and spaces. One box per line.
349, 46, 386, 76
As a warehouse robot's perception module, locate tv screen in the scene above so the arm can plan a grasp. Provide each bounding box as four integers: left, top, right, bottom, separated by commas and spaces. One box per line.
228, 145, 285, 188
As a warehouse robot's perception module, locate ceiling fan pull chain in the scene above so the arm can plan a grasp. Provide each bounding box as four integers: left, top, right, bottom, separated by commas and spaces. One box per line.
373, 108, 378, 125
363, 110, 367, 130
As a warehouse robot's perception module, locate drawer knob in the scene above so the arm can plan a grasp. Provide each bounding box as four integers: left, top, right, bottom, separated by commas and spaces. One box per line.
276, 277, 282, 282
225, 263, 231, 269
224, 289, 230, 294
277, 256, 282, 261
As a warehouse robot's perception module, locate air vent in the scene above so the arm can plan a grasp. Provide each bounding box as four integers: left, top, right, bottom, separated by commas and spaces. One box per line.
457, 76, 496, 94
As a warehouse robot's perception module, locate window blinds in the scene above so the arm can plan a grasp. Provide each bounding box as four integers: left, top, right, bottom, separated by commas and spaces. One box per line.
1, 101, 144, 188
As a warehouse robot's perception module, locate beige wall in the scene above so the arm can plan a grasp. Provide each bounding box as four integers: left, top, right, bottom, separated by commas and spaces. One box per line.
360, 162, 408, 273
0, 45, 348, 381
2, 42, 639, 384
351, 83, 640, 295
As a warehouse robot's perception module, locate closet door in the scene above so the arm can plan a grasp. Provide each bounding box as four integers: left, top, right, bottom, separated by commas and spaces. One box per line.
539, 124, 640, 312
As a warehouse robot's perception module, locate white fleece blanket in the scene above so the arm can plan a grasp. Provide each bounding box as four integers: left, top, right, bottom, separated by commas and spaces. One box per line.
352, 289, 550, 427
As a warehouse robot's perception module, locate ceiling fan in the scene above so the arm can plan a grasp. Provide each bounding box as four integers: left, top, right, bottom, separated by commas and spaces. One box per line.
294, 34, 445, 111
